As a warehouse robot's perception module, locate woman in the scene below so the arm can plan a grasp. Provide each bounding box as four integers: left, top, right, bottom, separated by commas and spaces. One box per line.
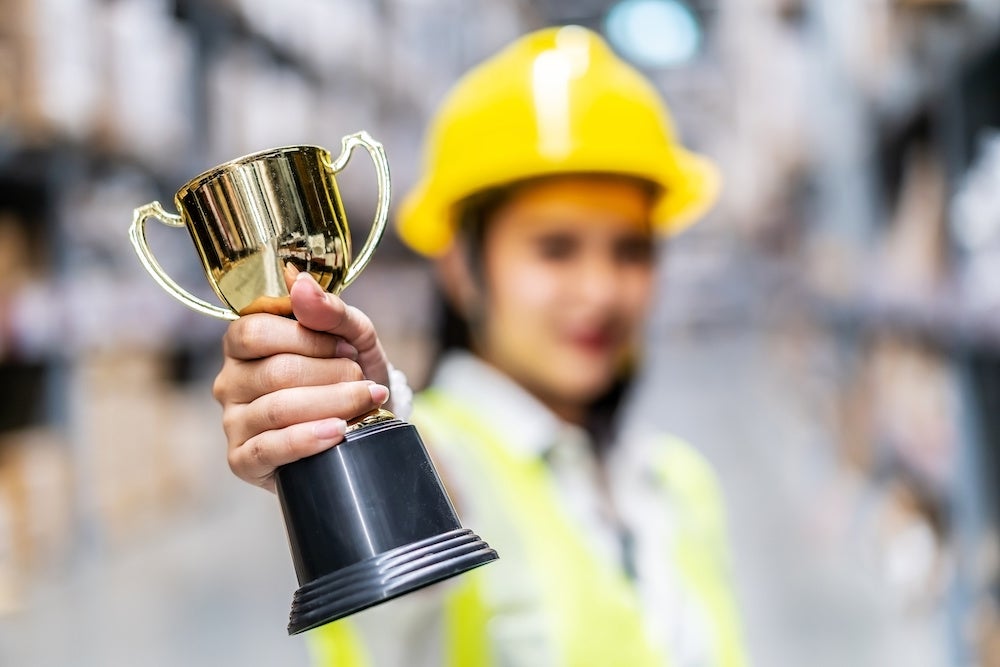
213, 26, 746, 666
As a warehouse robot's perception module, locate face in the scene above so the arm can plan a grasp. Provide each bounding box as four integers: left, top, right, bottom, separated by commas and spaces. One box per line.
458, 176, 657, 418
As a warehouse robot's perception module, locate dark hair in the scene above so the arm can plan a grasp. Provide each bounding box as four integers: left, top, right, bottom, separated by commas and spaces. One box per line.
427, 182, 640, 451
429, 185, 508, 364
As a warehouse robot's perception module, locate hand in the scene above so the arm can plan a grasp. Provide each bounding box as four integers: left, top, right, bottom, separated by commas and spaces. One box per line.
213, 272, 393, 491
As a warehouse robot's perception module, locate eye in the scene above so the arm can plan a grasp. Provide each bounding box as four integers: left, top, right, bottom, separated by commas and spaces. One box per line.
535, 234, 579, 261
614, 236, 654, 265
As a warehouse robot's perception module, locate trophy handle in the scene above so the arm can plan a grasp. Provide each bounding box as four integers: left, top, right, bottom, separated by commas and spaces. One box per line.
327, 131, 391, 289
129, 201, 238, 321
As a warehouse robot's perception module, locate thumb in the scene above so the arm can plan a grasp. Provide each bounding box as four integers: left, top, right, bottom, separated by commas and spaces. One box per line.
289, 272, 390, 387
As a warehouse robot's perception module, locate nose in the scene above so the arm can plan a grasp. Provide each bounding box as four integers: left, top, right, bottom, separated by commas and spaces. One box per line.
576, 252, 621, 311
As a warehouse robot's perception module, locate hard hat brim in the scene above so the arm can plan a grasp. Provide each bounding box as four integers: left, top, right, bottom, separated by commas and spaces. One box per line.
397, 146, 721, 258
654, 146, 722, 237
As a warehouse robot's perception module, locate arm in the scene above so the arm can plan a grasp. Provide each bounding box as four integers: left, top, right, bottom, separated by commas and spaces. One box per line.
212, 272, 396, 492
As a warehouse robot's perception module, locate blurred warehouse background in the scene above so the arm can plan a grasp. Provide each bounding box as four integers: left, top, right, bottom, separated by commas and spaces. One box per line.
1, 0, 1000, 664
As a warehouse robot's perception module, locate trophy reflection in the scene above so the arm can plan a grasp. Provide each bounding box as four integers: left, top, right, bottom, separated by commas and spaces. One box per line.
129, 132, 497, 634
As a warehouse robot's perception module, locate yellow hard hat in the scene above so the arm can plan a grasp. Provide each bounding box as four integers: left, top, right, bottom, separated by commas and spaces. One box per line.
397, 25, 721, 257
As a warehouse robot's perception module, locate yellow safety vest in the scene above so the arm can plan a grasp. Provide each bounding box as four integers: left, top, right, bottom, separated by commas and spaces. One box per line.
309, 390, 747, 667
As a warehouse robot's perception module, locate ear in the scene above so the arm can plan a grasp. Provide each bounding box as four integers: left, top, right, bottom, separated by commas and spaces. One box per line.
433, 242, 483, 321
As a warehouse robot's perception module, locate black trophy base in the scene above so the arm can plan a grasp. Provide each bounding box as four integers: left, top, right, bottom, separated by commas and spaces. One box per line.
287, 527, 496, 634
275, 412, 498, 635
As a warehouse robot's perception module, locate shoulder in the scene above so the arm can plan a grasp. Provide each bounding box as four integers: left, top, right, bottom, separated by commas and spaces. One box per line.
648, 433, 724, 500
409, 389, 476, 460
628, 431, 729, 537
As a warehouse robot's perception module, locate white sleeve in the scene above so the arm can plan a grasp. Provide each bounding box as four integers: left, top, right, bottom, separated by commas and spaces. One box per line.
386, 363, 414, 421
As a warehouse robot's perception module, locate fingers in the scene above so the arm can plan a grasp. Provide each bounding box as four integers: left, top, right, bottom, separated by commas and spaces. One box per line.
227, 418, 347, 492
216, 354, 366, 405
290, 273, 391, 388
223, 380, 389, 456
224, 380, 390, 490
223, 312, 360, 362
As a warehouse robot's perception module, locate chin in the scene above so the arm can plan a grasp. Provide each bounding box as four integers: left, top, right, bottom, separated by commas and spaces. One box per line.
554, 371, 619, 405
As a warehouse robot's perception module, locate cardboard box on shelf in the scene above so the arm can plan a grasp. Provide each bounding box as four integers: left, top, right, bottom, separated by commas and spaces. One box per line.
0, 426, 73, 609
4, 0, 103, 142
0, 215, 34, 299
0, 41, 15, 133
242, 65, 316, 152
75, 349, 223, 548
95, 0, 195, 169
205, 47, 319, 164
205, 46, 254, 165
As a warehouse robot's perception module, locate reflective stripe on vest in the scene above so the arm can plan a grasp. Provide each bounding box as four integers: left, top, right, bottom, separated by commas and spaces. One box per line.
419, 389, 667, 667
653, 437, 748, 667
307, 613, 370, 667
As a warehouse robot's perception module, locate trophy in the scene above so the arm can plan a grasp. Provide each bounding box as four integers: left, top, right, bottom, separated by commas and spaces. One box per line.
129, 132, 497, 634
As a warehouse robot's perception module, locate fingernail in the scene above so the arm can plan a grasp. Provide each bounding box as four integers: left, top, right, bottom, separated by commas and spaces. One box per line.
295, 272, 325, 297
336, 341, 359, 361
369, 384, 389, 405
313, 418, 346, 442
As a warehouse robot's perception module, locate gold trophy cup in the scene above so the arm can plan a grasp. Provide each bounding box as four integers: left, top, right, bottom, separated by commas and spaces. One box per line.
129, 132, 497, 634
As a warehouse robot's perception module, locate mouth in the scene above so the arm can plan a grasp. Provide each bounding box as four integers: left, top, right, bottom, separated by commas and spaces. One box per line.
565, 328, 619, 355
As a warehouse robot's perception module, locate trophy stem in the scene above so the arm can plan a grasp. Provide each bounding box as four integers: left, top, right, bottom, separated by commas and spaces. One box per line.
345, 407, 396, 433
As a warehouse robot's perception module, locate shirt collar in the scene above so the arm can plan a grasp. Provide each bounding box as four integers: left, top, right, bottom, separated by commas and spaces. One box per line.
430, 351, 586, 461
